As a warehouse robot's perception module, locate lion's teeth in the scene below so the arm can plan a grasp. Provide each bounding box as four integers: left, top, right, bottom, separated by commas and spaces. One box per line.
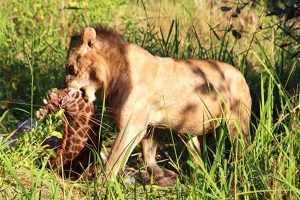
43, 99, 48, 105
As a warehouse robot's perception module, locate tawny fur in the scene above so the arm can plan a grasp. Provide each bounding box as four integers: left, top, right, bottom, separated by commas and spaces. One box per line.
65, 25, 252, 186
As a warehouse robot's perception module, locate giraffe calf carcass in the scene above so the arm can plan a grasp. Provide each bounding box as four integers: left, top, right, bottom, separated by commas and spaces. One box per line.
37, 88, 103, 178
37, 88, 148, 181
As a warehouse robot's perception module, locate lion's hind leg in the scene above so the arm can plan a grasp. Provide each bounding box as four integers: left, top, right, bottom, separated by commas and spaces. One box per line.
226, 99, 252, 154
141, 129, 178, 186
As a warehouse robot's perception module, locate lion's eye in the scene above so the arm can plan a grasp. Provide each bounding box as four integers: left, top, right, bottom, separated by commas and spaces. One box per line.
66, 65, 76, 76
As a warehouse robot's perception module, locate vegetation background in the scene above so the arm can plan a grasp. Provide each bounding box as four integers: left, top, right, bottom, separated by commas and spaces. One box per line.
0, 0, 299, 199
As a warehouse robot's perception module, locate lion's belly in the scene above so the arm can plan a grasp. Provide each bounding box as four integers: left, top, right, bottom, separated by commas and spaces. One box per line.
129, 57, 237, 136
150, 93, 224, 136
148, 69, 228, 135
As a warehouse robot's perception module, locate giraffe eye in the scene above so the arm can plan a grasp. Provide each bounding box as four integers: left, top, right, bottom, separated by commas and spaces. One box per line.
66, 65, 76, 76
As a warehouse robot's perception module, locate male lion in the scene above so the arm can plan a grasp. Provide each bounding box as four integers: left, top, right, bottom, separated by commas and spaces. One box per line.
65, 25, 252, 186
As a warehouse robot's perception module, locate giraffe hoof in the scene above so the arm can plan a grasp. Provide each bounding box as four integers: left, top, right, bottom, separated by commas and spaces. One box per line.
43, 98, 48, 105
36, 108, 48, 120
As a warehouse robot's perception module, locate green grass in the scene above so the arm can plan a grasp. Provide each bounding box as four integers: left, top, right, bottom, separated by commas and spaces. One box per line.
0, 0, 299, 199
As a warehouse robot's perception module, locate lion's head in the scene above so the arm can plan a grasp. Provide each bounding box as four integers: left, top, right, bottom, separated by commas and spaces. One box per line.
65, 26, 131, 114
65, 26, 130, 104
65, 27, 108, 102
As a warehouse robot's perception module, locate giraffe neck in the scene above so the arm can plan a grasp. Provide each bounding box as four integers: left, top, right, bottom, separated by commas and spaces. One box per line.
46, 89, 96, 166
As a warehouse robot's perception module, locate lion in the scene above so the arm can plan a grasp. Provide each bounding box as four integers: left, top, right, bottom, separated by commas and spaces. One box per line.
64, 25, 252, 186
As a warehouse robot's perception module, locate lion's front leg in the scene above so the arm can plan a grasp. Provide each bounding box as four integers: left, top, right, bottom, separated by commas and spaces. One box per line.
105, 119, 148, 181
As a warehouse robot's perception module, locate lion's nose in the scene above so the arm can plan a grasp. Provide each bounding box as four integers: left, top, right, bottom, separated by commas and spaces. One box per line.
66, 65, 77, 76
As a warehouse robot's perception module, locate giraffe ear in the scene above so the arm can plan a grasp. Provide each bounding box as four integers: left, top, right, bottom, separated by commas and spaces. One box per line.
83, 27, 96, 47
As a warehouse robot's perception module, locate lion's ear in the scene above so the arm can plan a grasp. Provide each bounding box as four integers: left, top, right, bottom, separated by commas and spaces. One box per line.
83, 27, 96, 47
